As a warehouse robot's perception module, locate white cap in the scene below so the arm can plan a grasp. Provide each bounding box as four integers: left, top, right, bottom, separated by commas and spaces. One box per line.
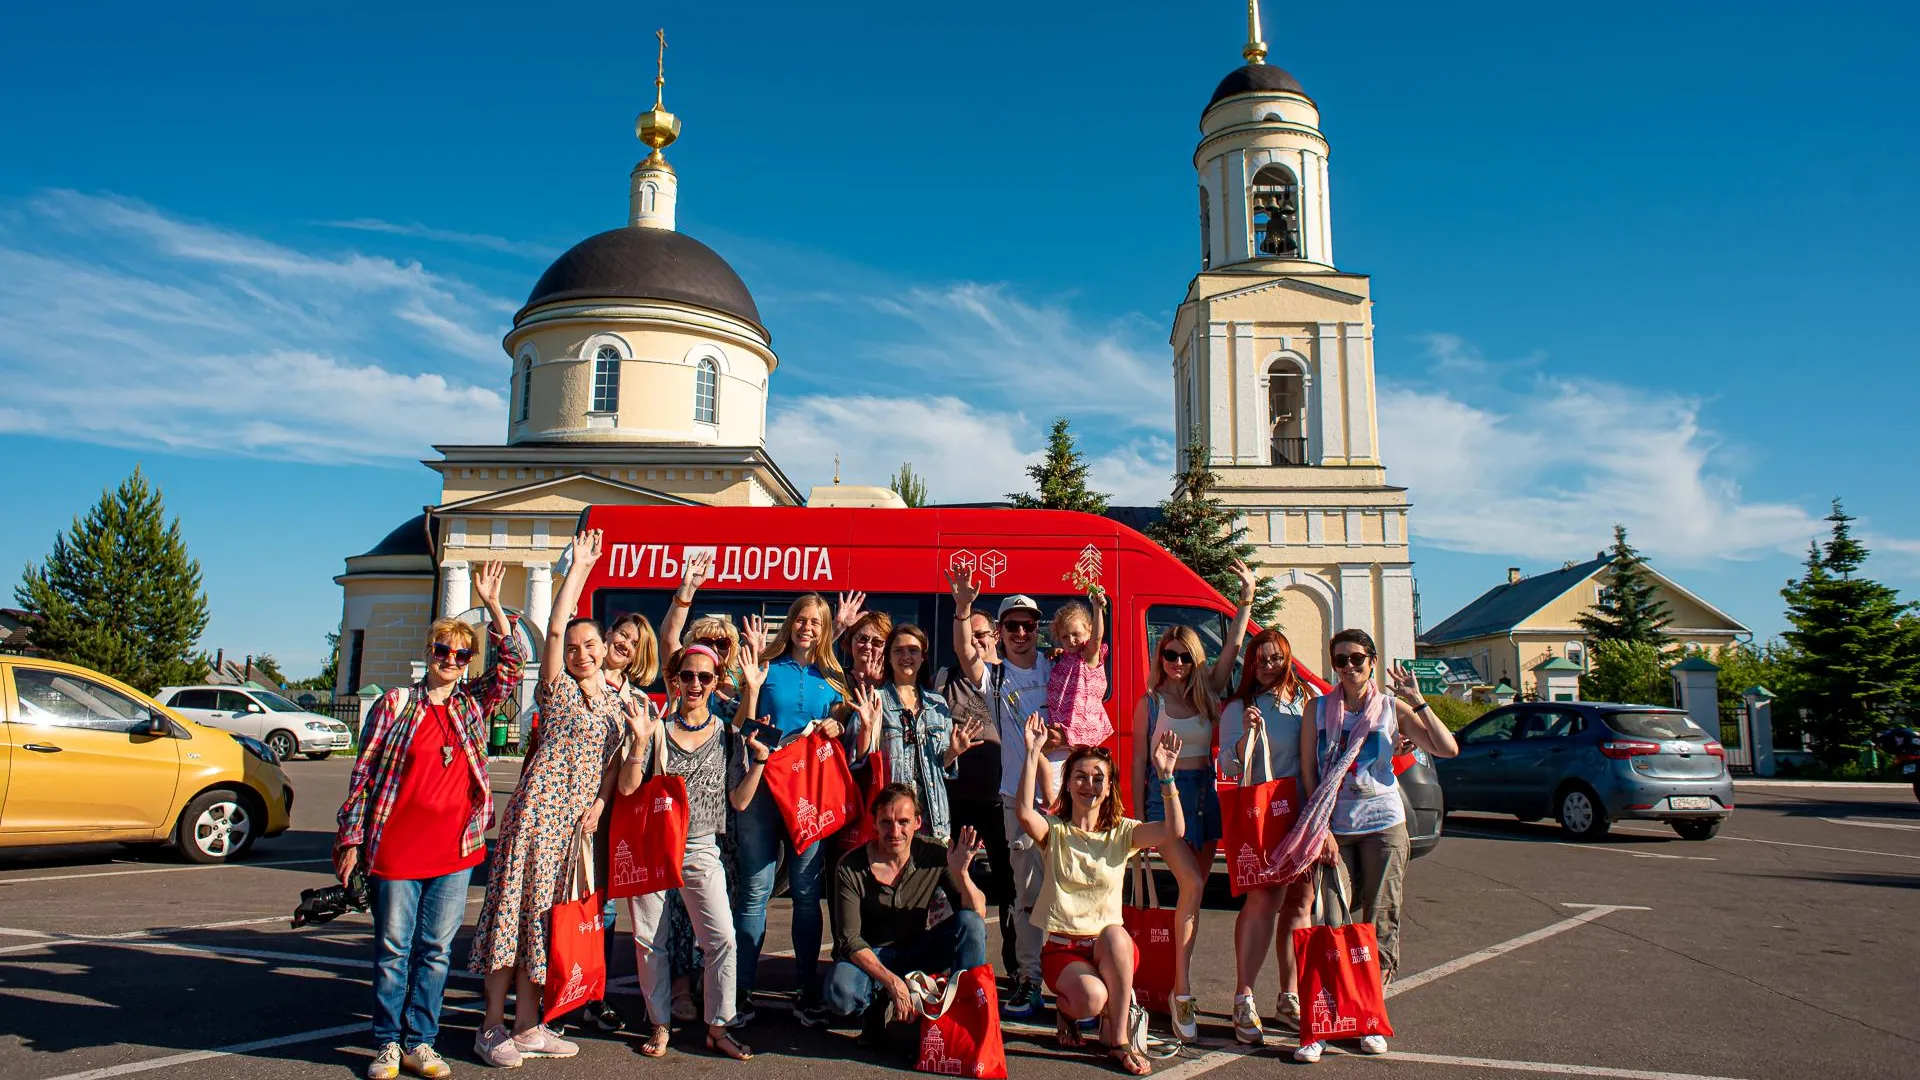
996, 595, 1042, 620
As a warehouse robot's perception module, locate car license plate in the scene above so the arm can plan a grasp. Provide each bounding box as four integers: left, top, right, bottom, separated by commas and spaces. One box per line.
1904, 762, 1917, 775
1670, 796, 1714, 810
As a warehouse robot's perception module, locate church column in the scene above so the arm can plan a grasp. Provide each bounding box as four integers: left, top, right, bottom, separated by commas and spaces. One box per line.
1343, 324, 1375, 463
1318, 154, 1334, 264
1337, 565, 1376, 674
1207, 321, 1232, 463
525, 562, 553, 638
1314, 322, 1344, 463
1380, 565, 1416, 668
1233, 323, 1261, 463
440, 561, 471, 619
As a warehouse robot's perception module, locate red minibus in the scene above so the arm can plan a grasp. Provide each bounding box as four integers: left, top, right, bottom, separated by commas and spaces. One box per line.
569, 504, 1328, 811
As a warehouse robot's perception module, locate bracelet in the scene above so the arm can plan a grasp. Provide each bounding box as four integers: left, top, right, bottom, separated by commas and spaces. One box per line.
1157, 776, 1177, 788
1413, 701, 1432, 713
671, 594, 693, 609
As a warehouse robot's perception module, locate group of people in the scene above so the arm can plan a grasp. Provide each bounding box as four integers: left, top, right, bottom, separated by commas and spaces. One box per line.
333, 529, 1459, 1079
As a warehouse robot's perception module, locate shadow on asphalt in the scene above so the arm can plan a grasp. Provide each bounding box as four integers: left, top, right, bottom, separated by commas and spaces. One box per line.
1734, 869, 1920, 891
1733, 792, 1920, 822
1440, 813, 1698, 846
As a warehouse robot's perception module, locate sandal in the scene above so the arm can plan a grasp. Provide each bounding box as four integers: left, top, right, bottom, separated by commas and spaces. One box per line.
638, 1025, 670, 1058
1107, 1044, 1151, 1076
706, 1029, 754, 1061
1056, 1012, 1087, 1049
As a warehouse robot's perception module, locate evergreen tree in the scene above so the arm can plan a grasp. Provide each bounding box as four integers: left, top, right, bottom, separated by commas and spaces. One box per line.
1008, 417, 1109, 513
1147, 431, 1280, 624
1580, 639, 1671, 705
1577, 525, 1673, 646
1780, 500, 1916, 764
15, 467, 210, 693
889, 462, 930, 508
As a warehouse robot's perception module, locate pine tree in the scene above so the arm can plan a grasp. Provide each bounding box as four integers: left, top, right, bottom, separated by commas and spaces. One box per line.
1008, 417, 1109, 513
1780, 500, 1916, 764
1577, 525, 1673, 646
1580, 640, 1671, 705
14, 467, 211, 693
1147, 431, 1280, 624
889, 462, 930, 508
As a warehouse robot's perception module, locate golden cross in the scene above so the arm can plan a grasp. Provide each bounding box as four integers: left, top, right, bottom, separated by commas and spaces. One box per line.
653, 29, 668, 107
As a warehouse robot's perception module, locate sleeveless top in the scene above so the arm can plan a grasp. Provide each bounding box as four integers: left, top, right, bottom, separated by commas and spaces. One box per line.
1148, 691, 1213, 768
1313, 693, 1405, 835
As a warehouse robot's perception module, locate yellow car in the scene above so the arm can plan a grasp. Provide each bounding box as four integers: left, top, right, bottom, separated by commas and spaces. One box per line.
0, 656, 293, 863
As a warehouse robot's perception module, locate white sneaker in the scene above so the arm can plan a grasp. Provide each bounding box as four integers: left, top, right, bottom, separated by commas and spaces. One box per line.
368, 1043, 402, 1080
1359, 1034, 1389, 1055
403, 1045, 451, 1079
471, 1026, 521, 1070
1292, 1040, 1325, 1064
1231, 994, 1263, 1046
1171, 994, 1199, 1042
1275, 991, 1301, 1031
509, 1026, 578, 1059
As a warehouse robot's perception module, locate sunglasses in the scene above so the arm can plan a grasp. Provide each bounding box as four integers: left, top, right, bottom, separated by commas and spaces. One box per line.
675, 670, 717, 686
430, 643, 475, 664
1331, 653, 1373, 669
693, 636, 730, 653
1160, 649, 1194, 664
852, 635, 886, 649
1000, 621, 1036, 635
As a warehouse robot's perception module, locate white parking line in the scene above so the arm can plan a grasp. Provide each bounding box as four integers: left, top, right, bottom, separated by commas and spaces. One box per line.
1610, 824, 1920, 860
1818, 817, 1920, 832
1447, 829, 1714, 861
37, 1024, 367, 1080
1382, 1051, 1751, 1078
0, 857, 333, 886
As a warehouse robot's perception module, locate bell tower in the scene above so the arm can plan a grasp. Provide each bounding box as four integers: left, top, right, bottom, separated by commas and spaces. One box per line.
1169, 1, 1416, 676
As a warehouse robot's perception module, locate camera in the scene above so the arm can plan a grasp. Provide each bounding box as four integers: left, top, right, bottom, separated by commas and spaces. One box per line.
291, 866, 370, 928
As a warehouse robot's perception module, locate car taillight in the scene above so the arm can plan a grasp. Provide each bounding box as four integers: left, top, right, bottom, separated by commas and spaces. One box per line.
1600, 739, 1662, 759
1704, 742, 1726, 759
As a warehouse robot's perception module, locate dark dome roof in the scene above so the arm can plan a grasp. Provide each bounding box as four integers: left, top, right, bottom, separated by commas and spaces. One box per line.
518, 227, 764, 335
1206, 63, 1313, 111
355, 514, 431, 559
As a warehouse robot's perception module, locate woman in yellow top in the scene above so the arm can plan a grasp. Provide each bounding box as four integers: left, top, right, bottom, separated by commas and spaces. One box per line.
1015, 713, 1185, 1076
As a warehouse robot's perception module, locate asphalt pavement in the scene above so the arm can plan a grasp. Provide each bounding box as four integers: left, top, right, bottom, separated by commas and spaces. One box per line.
0, 762, 1915, 1080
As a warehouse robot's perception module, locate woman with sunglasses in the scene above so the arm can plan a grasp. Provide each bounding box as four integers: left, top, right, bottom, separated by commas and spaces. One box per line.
620, 644, 771, 1061
1016, 714, 1185, 1076
468, 531, 631, 1067
848, 623, 983, 843
336, 561, 523, 1080
1216, 629, 1312, 1045
1130, 624, 1220, 1041
1291, 628, 1458, 1064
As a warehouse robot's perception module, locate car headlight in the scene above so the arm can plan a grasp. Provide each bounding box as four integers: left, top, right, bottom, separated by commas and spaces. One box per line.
229, 732, 279, 765
304, 721, 332, 731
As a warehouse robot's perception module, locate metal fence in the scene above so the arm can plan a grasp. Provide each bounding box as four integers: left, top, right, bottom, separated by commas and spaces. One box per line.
1718, 699, 1754, 773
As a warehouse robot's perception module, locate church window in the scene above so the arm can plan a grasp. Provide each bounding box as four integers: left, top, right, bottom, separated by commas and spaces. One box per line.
591, 345, 621, 413
517, 354, 533, 422
1199, 188, 1212, 269
640, 181, 658, 213
694, 357, 718, 423
1267, 359, 1309, 465
1249, 164, 1301, 258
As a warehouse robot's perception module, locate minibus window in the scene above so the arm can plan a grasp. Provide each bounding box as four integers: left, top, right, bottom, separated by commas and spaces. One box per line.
1145, 604, 1235, 686
932, 594, 1114, 701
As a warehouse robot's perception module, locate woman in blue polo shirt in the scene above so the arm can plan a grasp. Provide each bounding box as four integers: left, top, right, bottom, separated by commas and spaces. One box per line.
730, 593, 848, 1025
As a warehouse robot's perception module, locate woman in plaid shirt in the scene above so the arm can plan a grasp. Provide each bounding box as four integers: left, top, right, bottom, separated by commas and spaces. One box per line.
335, 560, 525, 1080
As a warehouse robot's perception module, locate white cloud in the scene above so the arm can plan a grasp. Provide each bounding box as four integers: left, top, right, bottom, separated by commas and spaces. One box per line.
1379, 370, 1823, 564
0, 192, 511, 463
319, 218, 558, 260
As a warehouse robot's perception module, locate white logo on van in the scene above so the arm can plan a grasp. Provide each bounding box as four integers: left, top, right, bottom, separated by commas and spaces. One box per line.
948, 549, 1008, 588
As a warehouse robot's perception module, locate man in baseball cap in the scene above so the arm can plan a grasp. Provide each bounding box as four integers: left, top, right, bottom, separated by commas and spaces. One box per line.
996, 595, 1042, 621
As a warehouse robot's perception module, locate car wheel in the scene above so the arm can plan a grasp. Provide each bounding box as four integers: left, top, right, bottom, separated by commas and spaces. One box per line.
1556, 786, 1609, 841
304, 751, 332, 761
264, 730, 298, 762
174, 789, 258, 864
1672, 819, 1722, 841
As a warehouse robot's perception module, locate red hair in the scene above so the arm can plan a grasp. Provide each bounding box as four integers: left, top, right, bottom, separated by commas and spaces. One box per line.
1232, 628, 1302, 707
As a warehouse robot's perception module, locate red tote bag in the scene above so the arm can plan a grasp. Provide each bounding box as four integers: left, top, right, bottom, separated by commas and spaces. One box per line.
1290, 862, 1393, 1042
542, 827, 608, 1024
763, 729, 858, 853
911, 965, 1007, 1079
1219, 716, 1302, 896
838, 747, 890, 853
607, 727, 690, 899
1121, 855, 1178, 1014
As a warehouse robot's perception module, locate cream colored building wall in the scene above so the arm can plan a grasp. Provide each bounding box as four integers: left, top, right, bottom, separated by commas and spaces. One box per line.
1521, 573, 1747, 636
438, 465, 762, 506
337, 581, 434, 694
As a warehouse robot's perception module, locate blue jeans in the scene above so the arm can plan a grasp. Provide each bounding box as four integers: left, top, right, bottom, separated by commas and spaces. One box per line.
820, 910, 989, 1021
371, 869, 471, 1048
1143, 766, 1223, 849
733, 789, 828, 1001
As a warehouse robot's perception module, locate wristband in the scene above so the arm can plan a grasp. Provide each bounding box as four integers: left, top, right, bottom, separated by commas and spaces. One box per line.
1413, 701, 1432, 713
1158, 776, 1177, 788
671, 594, 693, 609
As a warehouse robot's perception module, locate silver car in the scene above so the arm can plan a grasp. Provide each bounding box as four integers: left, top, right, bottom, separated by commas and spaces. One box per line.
158, 686, 353, 762
1436, 702, 1734, 841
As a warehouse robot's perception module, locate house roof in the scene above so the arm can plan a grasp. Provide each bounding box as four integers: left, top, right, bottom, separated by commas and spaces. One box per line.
1671, 656, 1719, 672
1534, 655, 1582, 672
1420, 557, 1608, 645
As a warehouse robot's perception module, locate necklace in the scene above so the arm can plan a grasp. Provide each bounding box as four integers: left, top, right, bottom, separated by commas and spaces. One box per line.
673, 707, 716, 732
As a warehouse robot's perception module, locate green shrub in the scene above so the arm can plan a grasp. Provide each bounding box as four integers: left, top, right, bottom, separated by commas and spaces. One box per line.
1427, 696, 1490, 732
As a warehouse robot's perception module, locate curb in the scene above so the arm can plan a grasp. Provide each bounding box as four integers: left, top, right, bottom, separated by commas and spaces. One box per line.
1734, 779, 1913, 791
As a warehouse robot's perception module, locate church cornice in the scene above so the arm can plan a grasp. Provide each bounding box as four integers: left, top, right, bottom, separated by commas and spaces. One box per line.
1206, 276, 1368, 306
507, 300, 775, 365
1197, 122, 1328, 159
427, 442, 805, 504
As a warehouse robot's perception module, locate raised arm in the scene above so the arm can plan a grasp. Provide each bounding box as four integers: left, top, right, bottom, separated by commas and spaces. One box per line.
832, 591, 868, 642
614, 697, 657, 797
1299, 696, 1321, 798
468, 560, 526, 711
1129, 731, 1187, 850
946, 825, 988, 917
658, 549, 713, 653
945, 569, 987, 686
1082, 590, 1105, 664
1209, 560, 1259, 698
1014, 713, 1051, 845
733, 615, 768, 730
1389, 663, 1459, 758
541, 530, 602, 685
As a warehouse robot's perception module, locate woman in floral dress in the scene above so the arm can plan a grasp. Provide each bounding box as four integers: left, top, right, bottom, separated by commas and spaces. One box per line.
469, 530, 630, 1067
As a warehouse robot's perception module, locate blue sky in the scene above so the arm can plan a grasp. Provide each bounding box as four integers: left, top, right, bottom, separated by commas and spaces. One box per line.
4, 0, 1917, 676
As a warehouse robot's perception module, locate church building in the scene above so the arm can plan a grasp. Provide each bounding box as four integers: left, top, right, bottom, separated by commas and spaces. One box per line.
1170, 4, 1417, 668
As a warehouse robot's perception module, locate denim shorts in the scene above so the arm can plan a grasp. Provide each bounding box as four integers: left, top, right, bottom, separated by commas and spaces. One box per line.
1142, 766, 1222, 849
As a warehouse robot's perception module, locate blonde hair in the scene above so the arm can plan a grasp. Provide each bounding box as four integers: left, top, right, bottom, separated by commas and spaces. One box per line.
427, 617, 478, 653
762, 593, 848, 695
1051, 601, 1094, 640
1148, 625, 1219, 727
607, 613, 660, 690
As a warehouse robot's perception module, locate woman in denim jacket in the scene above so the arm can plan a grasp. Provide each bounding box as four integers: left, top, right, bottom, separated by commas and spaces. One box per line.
850, 623, 983, 843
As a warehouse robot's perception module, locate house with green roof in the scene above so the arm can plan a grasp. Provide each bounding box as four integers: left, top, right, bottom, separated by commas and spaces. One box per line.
1417, 557, 1749, 700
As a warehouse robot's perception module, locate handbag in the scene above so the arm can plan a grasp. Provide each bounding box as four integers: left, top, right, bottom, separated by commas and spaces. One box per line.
541, 824, 607, 1024
606, 723, 690, 899
907, 965, 1007, 1079
762, 727, 859, 853
1218, 710, 1303, 896
1289, 860, 1393, 1042
1120, 854, 1178, 1014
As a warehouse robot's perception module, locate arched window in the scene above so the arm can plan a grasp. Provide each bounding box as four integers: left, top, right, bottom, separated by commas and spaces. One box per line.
1566, 640, 1585, 668
1199, 188, 1212, 269
1267, 359, 1308, 465
516, 354, 533, 423
591, 345, 621, 413
1250, 164, 1300, 258
694, 357, 718, 423
639, 182, 658, 213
